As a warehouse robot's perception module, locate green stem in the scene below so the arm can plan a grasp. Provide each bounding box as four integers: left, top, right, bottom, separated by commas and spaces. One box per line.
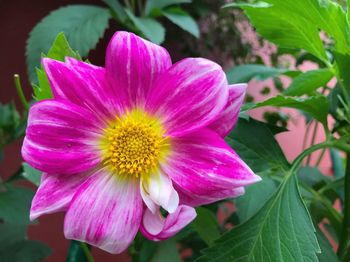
80, 243, 94, 262
302, 121, 313, 150
13, 74, 29, 111
338, 154, 350, 261
315, 148, 327, 167
290, 142, 331, 174
306, 122, 319, 165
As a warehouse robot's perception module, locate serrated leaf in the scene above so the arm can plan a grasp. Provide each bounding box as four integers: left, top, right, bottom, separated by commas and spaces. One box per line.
0, 184, 34, 225
197, 175, 320, 262
162, 7, 199, 38
235, 177, 278, 222
226, 118, 289, 174
251, 95, 329, 125
283, 69, 333, 96
22, 162, 41, 186
263, 0, 350, 53
26, 5, 111, 83
125, 9, 165, 44
145, 0, 191, 15
33, 32, 81, 100
192, 207, 220, 246
226, 64, 300, 84
224, 2, 327, 62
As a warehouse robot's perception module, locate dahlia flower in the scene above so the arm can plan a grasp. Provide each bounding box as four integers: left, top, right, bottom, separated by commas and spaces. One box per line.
22, 31, 260, 254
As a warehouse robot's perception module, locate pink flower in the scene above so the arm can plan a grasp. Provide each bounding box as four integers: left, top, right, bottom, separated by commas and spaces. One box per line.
22, 31, 260, 254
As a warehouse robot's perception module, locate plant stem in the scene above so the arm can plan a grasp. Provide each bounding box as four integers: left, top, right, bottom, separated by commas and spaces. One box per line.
306, 121, 319, 165
80, 243, 94, 262
315, 148, 327, 167
13, 74, 29, 111
338, 154, 350, 261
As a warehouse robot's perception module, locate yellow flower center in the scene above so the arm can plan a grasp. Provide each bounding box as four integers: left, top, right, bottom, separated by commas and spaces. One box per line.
101, 110, 169, 177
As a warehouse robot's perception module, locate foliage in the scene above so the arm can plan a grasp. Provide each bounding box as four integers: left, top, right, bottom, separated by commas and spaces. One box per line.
26, 0, 200, 83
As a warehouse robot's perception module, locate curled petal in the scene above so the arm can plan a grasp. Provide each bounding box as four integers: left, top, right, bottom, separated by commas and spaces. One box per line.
163, 128, 260, 203
42, 58, 125, 120
209, 84, 247, 137
64, 168, 143, 254
140, 205, 196, 241
141, 170, 179, 214
146, 58, 228, 136
22, 100, 102, 174
105, 31, 172, 109
175, 185, 245, 207
30, 171, 90, 220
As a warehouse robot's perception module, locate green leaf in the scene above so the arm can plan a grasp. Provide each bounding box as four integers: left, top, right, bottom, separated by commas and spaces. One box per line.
192, 207, 220, 246
235, 177, 278, 222
145, 0, 191, 15
224, 2, 327, 62
283, 69, 334, 96
226, 64, 300, 84
0, 184, 34, 225
251, 95, 329, 125
334, 52, 350, 97
32, 32, 81, 100
316, 228, 339, 262
102, 0, 127, 22
125, 9, 165, 44
0, 239, 51, 262
22, 163, 41, 186
226, 118, 289, 174
197, 175, 320, 262
162, 7, 199, 37
26, 5, 111, 83
151, 239, 181, 262
0, 102, 21, 148
263, 0, 350, 53
298, 166, 331, 188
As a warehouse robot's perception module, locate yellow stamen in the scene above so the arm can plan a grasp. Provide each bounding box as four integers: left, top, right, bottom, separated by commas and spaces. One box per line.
100, 109, 169, 177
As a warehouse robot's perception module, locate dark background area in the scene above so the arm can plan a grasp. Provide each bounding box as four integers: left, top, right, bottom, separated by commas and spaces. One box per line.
0, 1, 133, 261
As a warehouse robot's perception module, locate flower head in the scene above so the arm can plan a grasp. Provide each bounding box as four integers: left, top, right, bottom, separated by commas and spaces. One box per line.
22, 31, 260, 254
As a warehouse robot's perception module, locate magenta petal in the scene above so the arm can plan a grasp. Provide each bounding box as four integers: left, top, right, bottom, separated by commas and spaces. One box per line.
163, 128, 260, 203
175, 185, 245, 206
42, 58, 125, 120
105, 31, 172, 109
21, 100, 102, 174
209, 83, 247, 137
30, 171, 90, 220
146, 58, 228, 136
140, 205, 196, 241
64, 168, 143, 254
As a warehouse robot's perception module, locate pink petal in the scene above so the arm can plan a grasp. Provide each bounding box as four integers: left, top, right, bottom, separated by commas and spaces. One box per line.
141, 171, 179, 214
175, 185, 245, 206
105, 31, 172, 109
21, 100, 102, 174
42, 58, 125, 120
209, 84, 247, 137
140, 205, 196, 241
64, 168, 143, 254
145, 58, 228, 137
162, 128, 260, 202
30, 171, 90, 220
